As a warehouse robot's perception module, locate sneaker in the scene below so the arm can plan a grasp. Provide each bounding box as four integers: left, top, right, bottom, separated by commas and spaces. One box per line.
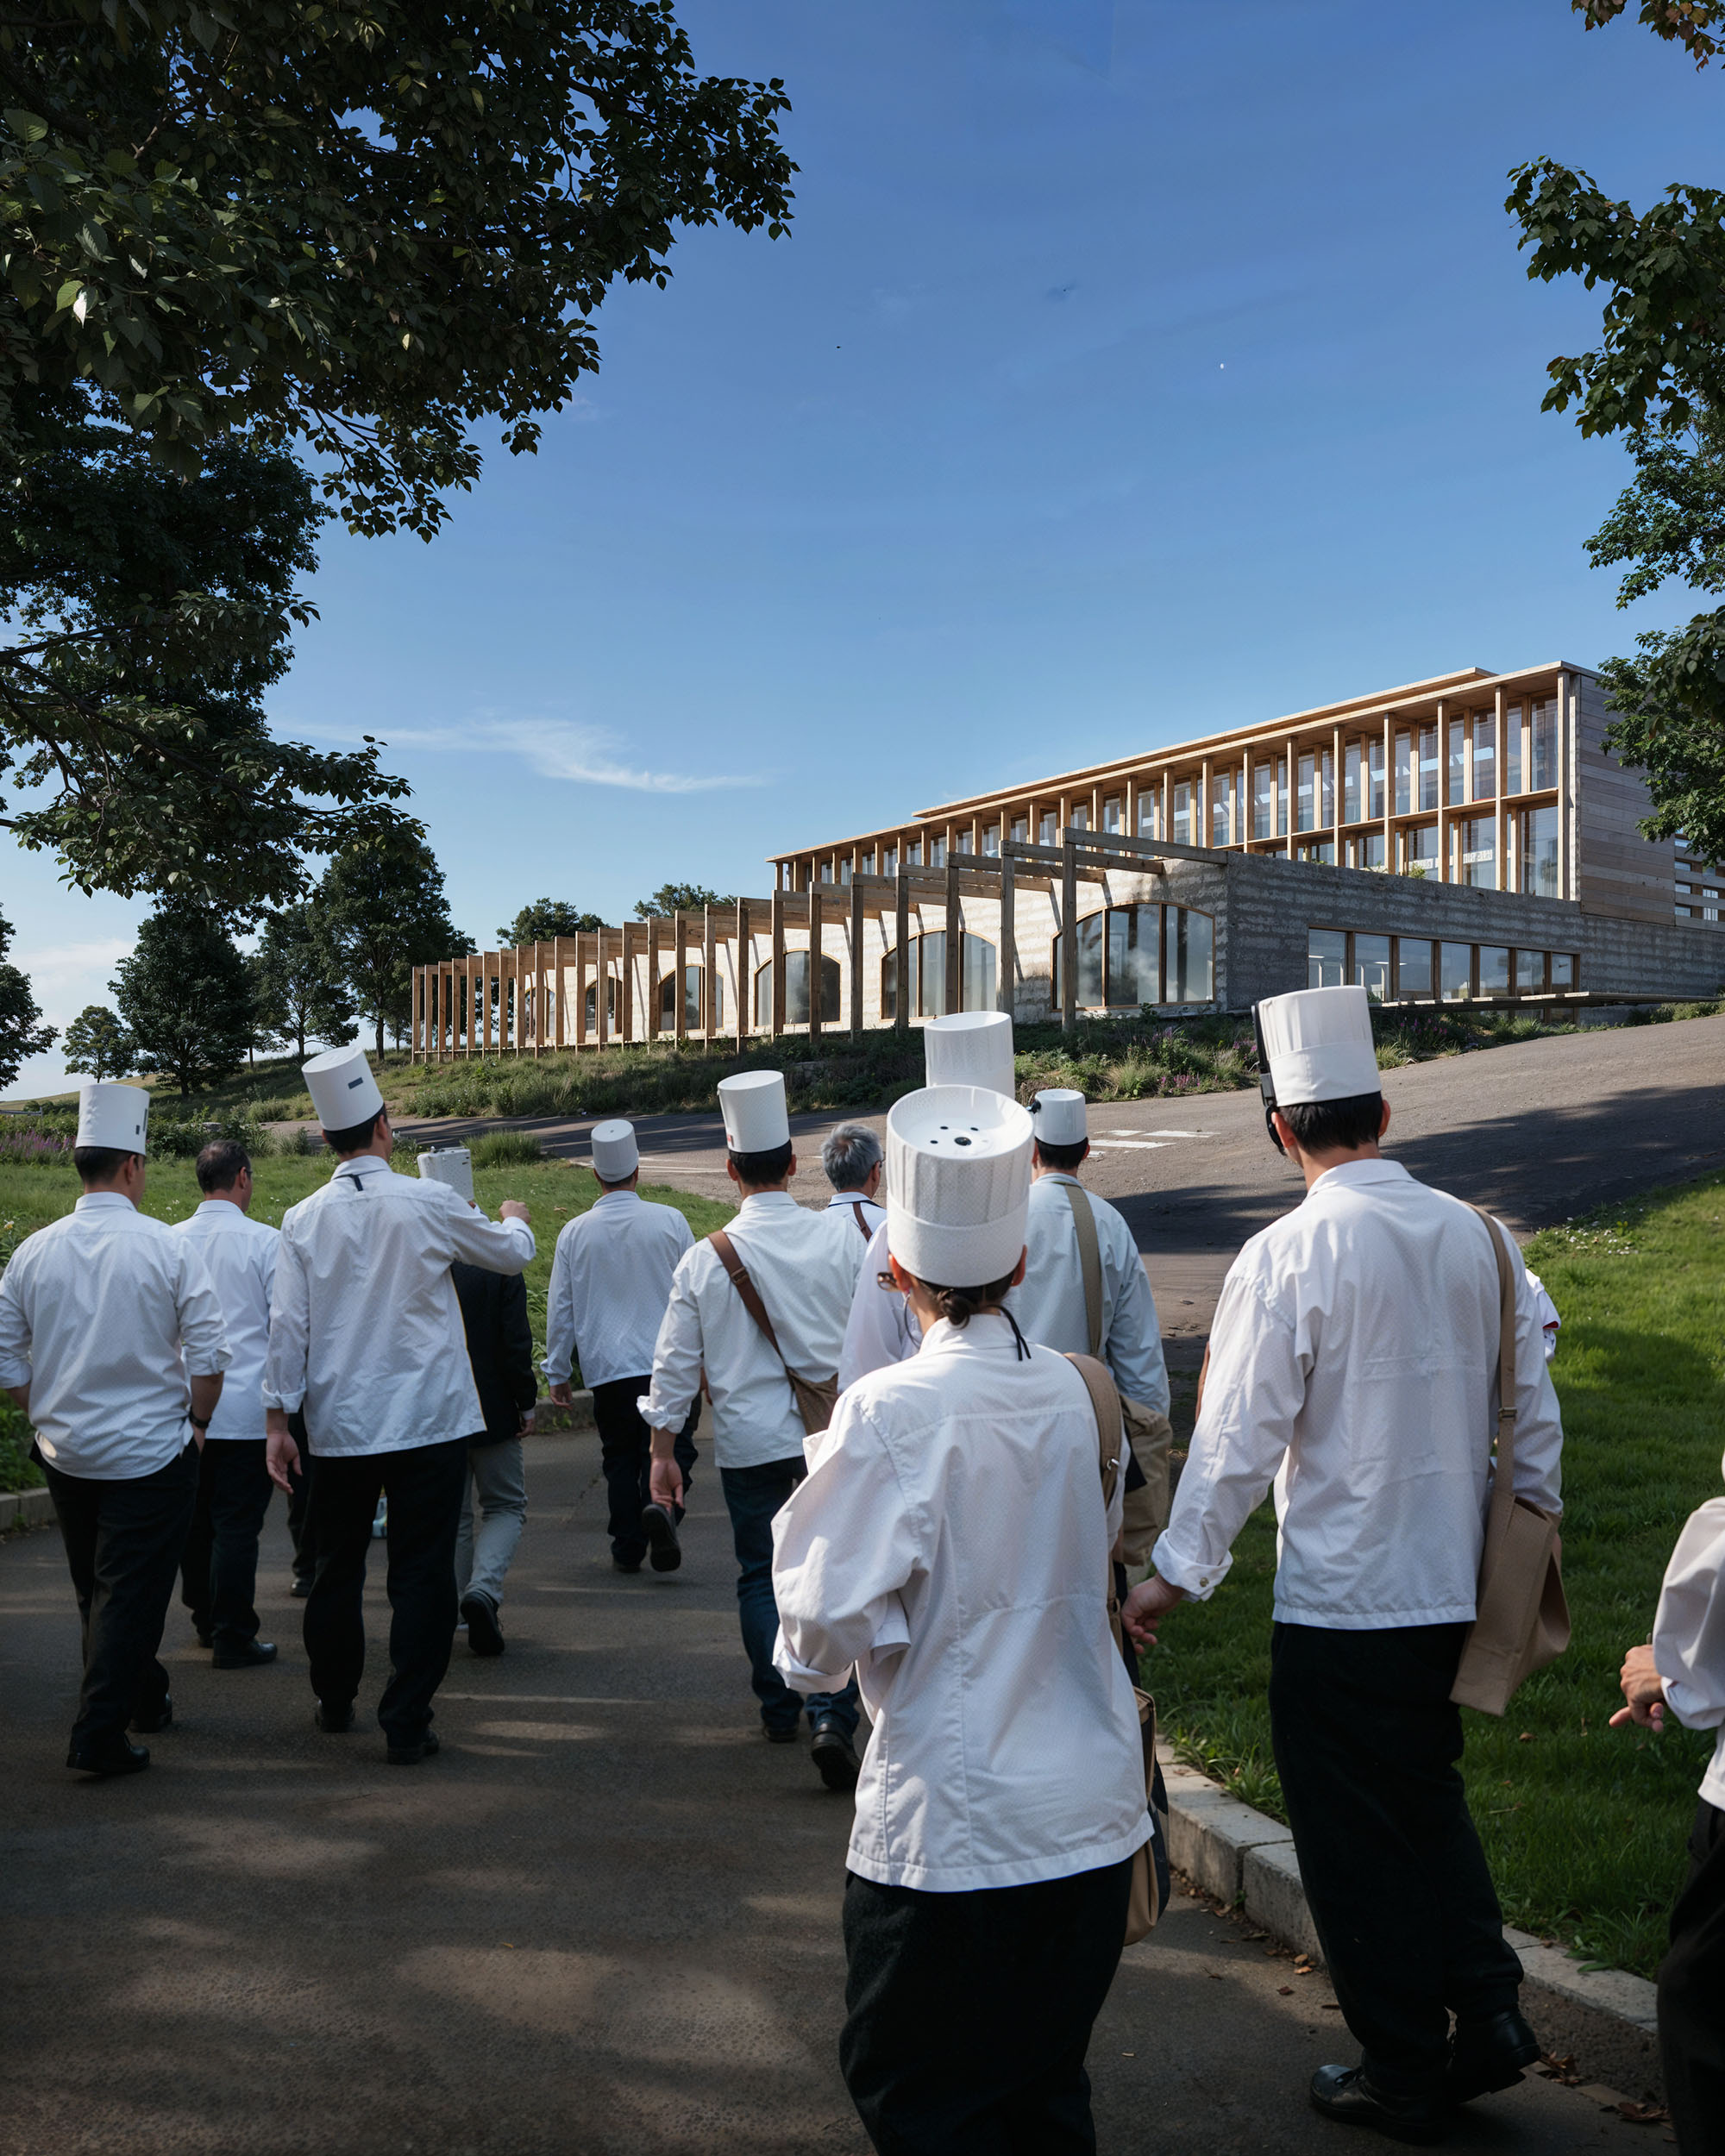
640, 1501, 682, 1573
461, 1590, 505, 1658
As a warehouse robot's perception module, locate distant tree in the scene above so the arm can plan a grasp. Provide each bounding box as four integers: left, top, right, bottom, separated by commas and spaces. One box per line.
633, 882, 735, 918
498, 899, 605, 945
253, 905, 359, 1061
62, 1005, 132, 1082
317, 835, 474, 1059
111, 906, 254, 1095
0, 916, 57, 1091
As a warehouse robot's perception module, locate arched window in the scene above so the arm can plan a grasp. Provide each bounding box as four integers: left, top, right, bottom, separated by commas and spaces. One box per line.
881, 932, 996, 1019
658, 967, 724, 1031
753, 951, 842, 1027
584, 975, 621, 1032
1053, 905, 1214, 1008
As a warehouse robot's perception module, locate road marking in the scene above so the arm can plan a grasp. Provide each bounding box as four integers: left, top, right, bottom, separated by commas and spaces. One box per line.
1089, 1139, 1172, 1151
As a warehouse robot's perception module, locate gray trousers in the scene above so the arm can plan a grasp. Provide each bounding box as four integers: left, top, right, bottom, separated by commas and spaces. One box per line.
455, 1438, 527, 1607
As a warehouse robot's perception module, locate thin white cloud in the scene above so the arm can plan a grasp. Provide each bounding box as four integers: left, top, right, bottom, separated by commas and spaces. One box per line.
386, 716, 766, 795
16, 937, 134, 1020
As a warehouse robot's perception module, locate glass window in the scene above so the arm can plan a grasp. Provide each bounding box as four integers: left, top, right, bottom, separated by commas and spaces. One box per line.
1320, 747, 1334, 828
1504, 705, 1522, 794
1171, 780, 1192, 845
883, 933, 996, 1019
859, 849, 875, 876
1297, 839, 1336, 864
1164, 906, 1214, 1002
1010, 817, 1029, 844
840, 859, 852, 884
1069, 805, 1088, 833
1478, 945, 1509, 997
930, 837, 946, 868
1368, 733, 1386, 819
1137, 791, 1157, 839
1459, 814, 1496, 889
1344, 741, 1362, 824
1211, 768, 1233, 847
1296, 754, 1315, 832
1447, 718, 1465, 804
1277, 756, 1289, 835
1252, 761, 1274, 839
1519, 805, 1559, 899
1394, 730, 1413, 815
1351, 831, 1387, 870
982, 826, 999, 856
1039, 811, 1057, 846
755, 953, 841, 1027
1396, 937, 1433, 999
1050, 914, 1107, 1009
1531, 698, 1558, 790
1440, 943, 1472, 1001
1514, 950, 1546, 994
659, 967, 723, 1031
1551, 951, 1576, 991
906, 838, 923, 867
882, 843, 898, 877
1308, 928, 1347, 989
585, 975, 622, 1031
1401, 822, 1440, 878
1353, 933, 1391, 1003
819, 861, 833, 883
1419, 724, 1440, 812
1103, 795, 1123, 834
1472, 714, 1496, 801
1107, 905, 1160, 1006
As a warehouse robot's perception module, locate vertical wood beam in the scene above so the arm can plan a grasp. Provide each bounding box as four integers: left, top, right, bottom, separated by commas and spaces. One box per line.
621, 924, 636, 1043
998, 851, 1016, 1022
1239, 749, 1248, 848
1494, 691, 1508, 893
1161, 769, 1171, 847
596, 928, 608, 1048
1283, 735, 1295, 857
575, 934, 589, 1050
1381, 714, 1393, 869
1330, 725, 1342, 861
1436, 699, 1451, 883
703, 906, 717, 1037
1061, 834, 1077, 1035
809, 887, 823, 1040
1557, 669, 1572, 901
551, 937, 565, 1050
945, 857, 961, 1015
849, 879, 865, 1037
647, 918, 662, 1040
674, 912, 688, 1041
770, 891, 786, 1037
735, 899, 750, 1044
894, 871, 910, 1034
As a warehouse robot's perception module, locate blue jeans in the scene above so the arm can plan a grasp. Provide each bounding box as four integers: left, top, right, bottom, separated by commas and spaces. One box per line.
720, 1456, 859, 1739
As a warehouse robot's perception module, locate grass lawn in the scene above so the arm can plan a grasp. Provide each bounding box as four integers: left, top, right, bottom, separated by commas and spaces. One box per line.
0, 1154, 736, 1490
1148, 1169, 1725, 1979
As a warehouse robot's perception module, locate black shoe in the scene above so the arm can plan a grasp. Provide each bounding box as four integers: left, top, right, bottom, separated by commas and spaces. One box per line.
386, 1731, 442, 1766
314, 1701, 355, 1733
612, 1556, 643, 1574
212, 1638, 279, 1670
641, 1501, 682, 1573
67, 1737, 150, 1777
193, 1625, 214, 1649
1446, 2009, 1541, 2106
290, 1575, 312, 1599
461, 1591, 505, 1658
763, 1723, 799, 1745
129, 1696, 172, 1734
1309, 2066, 1446, 2145
810, 1715, 862, 1791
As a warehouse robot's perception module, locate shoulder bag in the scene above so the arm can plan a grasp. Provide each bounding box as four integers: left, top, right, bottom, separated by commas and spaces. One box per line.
844, 1200, 874, 1244
1061, 1181, 1176, 1562
1449, 1206, 1570, 1715
1065, 1349, 1162, 1943
708, 1227, 838, 1437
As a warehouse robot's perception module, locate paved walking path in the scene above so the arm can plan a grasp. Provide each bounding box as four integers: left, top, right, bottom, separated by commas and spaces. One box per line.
0, 1439, 1661, 2153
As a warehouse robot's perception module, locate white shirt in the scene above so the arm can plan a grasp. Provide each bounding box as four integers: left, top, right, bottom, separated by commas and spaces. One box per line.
1011, 1173, 1170, 1414
772, 1313, 1152, 1892
0, 1193, 231, 1480
838, 1219, 921, 1391
1653, 1487, 1725, 1811
1152, 1157, 1564, 1629
826, 1188, 886, 1244
543, 1190, 693, 1388
639, 1192, 861, 1469
175, 1200, 278, 1442
1524, 1267, 1562, 1363
263, 1158, 536, 1457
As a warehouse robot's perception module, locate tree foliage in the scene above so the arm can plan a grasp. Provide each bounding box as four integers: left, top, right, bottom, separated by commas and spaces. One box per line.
633, 881, 733, 918
497, 898, 604, 944
1586, 411, 1725, 605
0, 2, 795, 540
111, 901, 253, 1093
1571, 1, 1725, 66
61, 1001, 130, 1078
252, 902, 355, 1059
0, 911, 54, 1087
315, 832, 471, 1057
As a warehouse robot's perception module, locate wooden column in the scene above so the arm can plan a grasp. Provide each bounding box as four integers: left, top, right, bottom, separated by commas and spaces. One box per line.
674, 912, 688, 1040
551, 937, 565, 1049
735, 899, 750, 1044
944, 858, 962, 1015
1061, 834, 1077, 1034
535, 942, 547, 1056
1382, 714, 1394, 868
1494, 691, 1509, 893
646, 918, 662, 1040
769, 891, 787, 1037
703, 906, 717, 1037
1436, 699, 1451, 882
1557, 669, 1572, 900
998, 852, 1016, 1020
1161, 770, 1171, 846
809, 888, 823, 1040
574, 934, 590, 1050
894, 871, 910, 1034
1331, 725, 1343, 860
1283, 736, 1295, 857
620, 924, 636, 1043
849, 879, 865, 1037
1239, 749, 1249, 846
595, 929, 608, 1048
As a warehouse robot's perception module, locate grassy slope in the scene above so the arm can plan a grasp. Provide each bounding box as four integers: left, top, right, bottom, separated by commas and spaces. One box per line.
0, 1156, 736, 1489
1150, 1170, 1725, 1979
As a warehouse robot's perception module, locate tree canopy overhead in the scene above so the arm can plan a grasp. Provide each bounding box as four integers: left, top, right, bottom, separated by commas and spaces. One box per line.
498, 898, 605, 945
0, 1, 797, 540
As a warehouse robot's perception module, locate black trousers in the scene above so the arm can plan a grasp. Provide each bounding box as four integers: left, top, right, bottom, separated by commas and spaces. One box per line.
285, 1412, 316, 1585
841, 1859, 1132, 2156
590, 1377, 699, 1565
300, 1438, 468, 1743
1659, 1799, 1725, 2154
41, 1443, 198, 1749
178, 1438, 273, 1645
1269, 1621, 1523, 2091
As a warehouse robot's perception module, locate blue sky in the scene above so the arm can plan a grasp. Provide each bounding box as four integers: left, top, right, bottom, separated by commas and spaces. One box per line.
6, 0, 1720, 1092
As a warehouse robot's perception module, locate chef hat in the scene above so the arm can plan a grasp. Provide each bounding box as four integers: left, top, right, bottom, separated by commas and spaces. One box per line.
1257, 985, 1380, 1107
303, 1044, 386, 1131
923, 1010, 1014, 1100
76, 1081, 149, 1155
417, 1146, 474, 1203
718, 1069, 789, 1153
886, 1084, 1033, 1287
1030, 1087, 1087, 1146
591, 1119, 639, 1181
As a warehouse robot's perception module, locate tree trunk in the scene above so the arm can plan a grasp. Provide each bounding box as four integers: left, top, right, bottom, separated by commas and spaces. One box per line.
374, 1012, 385, 1059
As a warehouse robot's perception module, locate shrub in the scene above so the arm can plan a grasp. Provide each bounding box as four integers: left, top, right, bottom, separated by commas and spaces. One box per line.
469, 1130, 543, 1169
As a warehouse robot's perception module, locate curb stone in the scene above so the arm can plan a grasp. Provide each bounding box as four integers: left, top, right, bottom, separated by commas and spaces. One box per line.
2, 1483, 53, 1532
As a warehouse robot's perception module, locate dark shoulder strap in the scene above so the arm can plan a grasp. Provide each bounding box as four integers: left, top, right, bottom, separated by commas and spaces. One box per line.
1060, 1181, 1105, 1357
1464, 1203, 1520, 1545
1065, 1351, 1124, 1503
708, 1228, 786, 1359
847, 1200, 873, 1243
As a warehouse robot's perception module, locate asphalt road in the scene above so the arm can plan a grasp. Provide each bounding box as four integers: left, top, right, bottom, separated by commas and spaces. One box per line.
0, 1439, 1663, 2156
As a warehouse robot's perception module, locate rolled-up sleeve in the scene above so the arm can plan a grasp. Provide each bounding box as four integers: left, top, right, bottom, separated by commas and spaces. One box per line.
772, 1397, 923, 1691
262, 1225, 310, 1413
175, 1240, 232, 1378
1151, 1269, 1300, 1600
1656, 1497, 1725, 1732
0, 1254, 32, 1389
638, 1254, 704, 1432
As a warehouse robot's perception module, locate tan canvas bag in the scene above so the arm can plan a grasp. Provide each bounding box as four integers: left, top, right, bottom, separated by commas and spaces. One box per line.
1449, 1207, 1570, 1715
1065, 1350, 1162, 1944
1061, 1181, 1175, 1563
707, 1228, 838, 1437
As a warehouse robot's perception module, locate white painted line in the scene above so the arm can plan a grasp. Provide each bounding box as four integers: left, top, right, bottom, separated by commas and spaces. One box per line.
1089, 1139, 1172, 1151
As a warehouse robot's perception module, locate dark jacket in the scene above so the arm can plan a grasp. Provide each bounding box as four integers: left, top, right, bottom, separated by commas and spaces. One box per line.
451, 1262, 537, 1445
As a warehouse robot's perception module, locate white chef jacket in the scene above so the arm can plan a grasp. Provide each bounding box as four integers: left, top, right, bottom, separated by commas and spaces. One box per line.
175, 1200, 278, 1442
772, 1313, 1152, 1892
543, 1190, 693, 1388
1523, 1267, 1561, 1363
1653, 1482, 1725, 1812
838, 1219, 921, 1391
0, 1193, 231, 1480
825, 1188, 886, 1245
639, 1192, 860, 1470
1152, 1157, 1564, 1629
1011, 1172, 1170, 1415
263, 1157, 535, 1457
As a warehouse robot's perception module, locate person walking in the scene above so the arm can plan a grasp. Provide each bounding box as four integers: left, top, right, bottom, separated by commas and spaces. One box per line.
1124, 985, 1565, 2141
773, 1081, 1151, 2153
821, 1121, 886, 1248
418, 1148, 537, 1657
0, 1083, 229, 1777
1610, 1459, 1725, 2153
643, 1071, 863, 1788
263, 1046, 535, 1764
543, 1119, 699, 1575
175, 1139, 281, 1669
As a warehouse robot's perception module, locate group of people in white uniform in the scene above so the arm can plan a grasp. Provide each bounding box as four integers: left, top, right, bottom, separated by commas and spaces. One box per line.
1, 990, 1722, 2154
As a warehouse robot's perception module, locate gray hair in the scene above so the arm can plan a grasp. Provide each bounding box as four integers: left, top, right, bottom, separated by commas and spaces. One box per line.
821, 1120, 883, 1192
